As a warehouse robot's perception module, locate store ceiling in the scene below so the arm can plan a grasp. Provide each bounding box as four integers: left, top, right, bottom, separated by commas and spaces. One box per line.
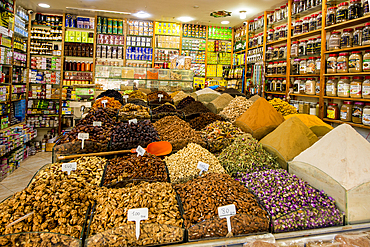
18, 0, 285, 27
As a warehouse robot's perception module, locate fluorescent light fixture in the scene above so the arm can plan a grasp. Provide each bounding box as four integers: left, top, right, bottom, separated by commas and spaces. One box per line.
38, 3, 50, 8
133, 11, 151, 18
177, 16, 194, 22
66, 7, 131, 15
221, 21, 229, 24
239, 10, 247, 19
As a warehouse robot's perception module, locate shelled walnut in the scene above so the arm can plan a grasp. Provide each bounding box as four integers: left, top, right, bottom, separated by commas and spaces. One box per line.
0, 232, 80, 247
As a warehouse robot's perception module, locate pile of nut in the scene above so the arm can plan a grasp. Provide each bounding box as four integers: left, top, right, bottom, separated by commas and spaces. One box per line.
78, 108, 117, 127
0, 232, 80, 247
219, 96, 254, 122
147, 91, 171, 104
128, 90, 147, 100
118, 103, 150, 120
103, 153, 168, 186
164, 143, 225, 183
174, 173, 269, 239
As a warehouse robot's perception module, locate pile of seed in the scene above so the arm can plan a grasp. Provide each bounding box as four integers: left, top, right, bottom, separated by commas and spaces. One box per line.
219, 96, 254, 122
188, 112, 225, 130
181, 101, 211, 116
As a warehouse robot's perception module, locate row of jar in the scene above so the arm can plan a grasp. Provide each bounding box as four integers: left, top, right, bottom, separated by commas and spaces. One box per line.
249, 33, 264, 48
292, 13, 323, 36
291, 57, 322, 75
267, 4, 288, 25
249, 16, 264, 32
326, 76, 370, 98
327, 101, 370, 125
266, 61, 287, 75
326, 50, 370, 73
292, 0, 322, 15
290, 100, 319, 116
290, 37, 322, 57
327, 26, 370, 50
326, 1, 370, 27
267, 78, 318, 95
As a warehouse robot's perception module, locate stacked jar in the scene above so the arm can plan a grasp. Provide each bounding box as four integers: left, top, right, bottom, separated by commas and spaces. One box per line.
324, 75, 370, 98
291, 57, 321, 75
326, 0, 367, 26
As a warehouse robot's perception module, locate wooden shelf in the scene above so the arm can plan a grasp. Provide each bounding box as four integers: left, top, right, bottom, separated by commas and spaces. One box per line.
323, 96, 370, 102
234, 50, 246, 54
0, 122, 26, 132
291, 4, 322, 19
323, 118, 370, 129
290, 94, 319, 98
267, 38, 288, 46
325, 44, 370, 54
290, 74, 321, 77
324, 72, 370, 76
265, 91, 286, 95
265, 75, 287, 78
325, 15, 370, 30
291, 29, 321, 40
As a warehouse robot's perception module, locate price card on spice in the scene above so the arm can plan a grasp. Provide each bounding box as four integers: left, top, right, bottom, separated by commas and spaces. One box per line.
123, 94, 129, 103
129, 118, 138, 124
78, 133, 89, 149
197, 161, 209, 176
128, 208, 148, 240
62, 162, 77, 175
93, 121, 102, 127
158, 94, 163, 102
101, 100, 108, 108
218, 204, 236, 234
136, 145, 146, 157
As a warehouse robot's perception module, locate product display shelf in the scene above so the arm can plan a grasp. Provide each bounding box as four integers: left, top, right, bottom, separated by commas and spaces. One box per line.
267, 38, 287, 46
323, 118, 370, 130
325, 72, 370, 76
325, 44, 370, 54
290, 53, 321, 59
290, 93, 320, 98
235, 49, 246, 54
291, 4, 322, 18
325, 15, 370, 30
291, 29, 321, 40
323, 96, 370, 102
265, 75, 286, 78
265, 91, 286, 95
268, 18, 288, 28
291, 74, 321, 77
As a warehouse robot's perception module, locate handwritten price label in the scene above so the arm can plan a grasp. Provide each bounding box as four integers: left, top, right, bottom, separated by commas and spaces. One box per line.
136, 145, 146, 157
218, 204, 236, 234
101, 100, 108, 107
129, 119, 138, 124
78, 133, 89, 149
158, 94, 163, 102
197, 161, 209, 176
128, 208, 148, 240
123, 95, 129, 102
93, 121, 102, 127
62, 162, 77, 175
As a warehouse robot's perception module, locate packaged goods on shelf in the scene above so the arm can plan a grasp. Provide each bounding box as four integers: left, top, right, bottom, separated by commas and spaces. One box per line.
30, 56, 61, 70
32, 13, 63, 26
96, 17, 124, 35
126, 35, 151, 47
65, 14, 95, 29
30, 26, 63, 41
183, 24, 207, 38
155, 22, 180, 36
127, 20, 153, 36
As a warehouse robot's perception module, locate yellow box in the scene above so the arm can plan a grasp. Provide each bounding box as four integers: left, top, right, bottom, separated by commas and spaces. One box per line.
88, 38, 94, 43
69, 30, 75, 36
75, 31, 82, 37
68, 36, 75, 42
82, 32, 88, 42
75, 36, 82, 42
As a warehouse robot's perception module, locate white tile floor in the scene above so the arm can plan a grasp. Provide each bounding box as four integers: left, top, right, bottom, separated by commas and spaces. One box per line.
0, 152, 52, 202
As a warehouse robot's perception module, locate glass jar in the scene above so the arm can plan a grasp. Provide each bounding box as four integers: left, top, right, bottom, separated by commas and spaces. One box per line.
327, 103, 339, 119
300, 78, 306, 93
350, 76, 363, 98
315, 56, 321, 74
338, 77, 351, 97
273, 47, 279, 59
277, 62, 282, 74
280, 25, 287, 39
299, 0, 307, 12
306, 78, 316, 95
266, 79, 272, 91
293, 0, 300, 15
291, 41, 299, 57
326, 77, 338, 96
328, 31, 341, 50
282, 45, 288, 58
302, 17, 310, 33
307, 0, 312, 9
274, 27, 280, 41
363, 23, 370, 45
306, 57, 316, 74
272, 62, 278, 74
270, 78, 276, 91
363, 76, 370, 98
300, 58, 307, 75
352, 102, 364, 123
249, 20, 255, 31
266, 47, 274, 60
316, 80, 320, 95
337, 52, 349, 73
317, 0, 322, 6
315, 36, 321, 54
299, 40, 307, 56
294, 79, 301, 93
340, 101, 353, 121
341, 28, 354, 48
309, 14, 318, 31
276, 78, 282, 91
348, 0, 363, 20
268, 12, 274, 24
274, 9, 280, 22
365, 0, 370, 15
363, 103, 370, 125
349, 51, 363, 73
292, 59, 301, 75
294, 20, 303, 35
363, 50, 370, 71
278, 46, 284, 58
317, 12, 323, 29
307, 38, 316, 55
281, 5, 287, 20
267, 62, 273, 75
327, 53, 338, 73
282, 61, 287, 74
327, 7, 337, 26
337, 2, 349, 23
353, 26, 363, 46
310, 103, 317, 116
268, 29, 274, 42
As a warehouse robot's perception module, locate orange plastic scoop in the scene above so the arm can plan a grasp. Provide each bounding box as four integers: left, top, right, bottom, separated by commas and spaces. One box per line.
130, 141, 172, 156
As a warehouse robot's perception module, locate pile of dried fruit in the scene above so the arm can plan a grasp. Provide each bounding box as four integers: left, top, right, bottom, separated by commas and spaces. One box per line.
269, 98, 297, 116
118, 103, 150, 120
128, 90, 147, 100
78, 108, 117, 127
93, 96, 122, 109
188, 112, 225, 130
219, 96, 254, 122
147, 91, 171, 104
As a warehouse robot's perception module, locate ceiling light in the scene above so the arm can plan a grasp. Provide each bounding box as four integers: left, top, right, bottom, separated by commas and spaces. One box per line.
177, 16, 194, 22
38, 3, 50, 8
239, 10, 247, 19
66, 7, 131, 14
221, 21, 229, 24
133, 11, 151, 18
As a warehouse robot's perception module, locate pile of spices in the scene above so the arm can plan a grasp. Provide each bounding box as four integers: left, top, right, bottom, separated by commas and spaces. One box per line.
239, 169, 343, 233
218, 134, 280, 178
173, 91, 191, 105
249, 94, 261, 102
147, 91, 172, 104
180, 101, 211, 116
207, 93, 234, 114
195, 88, 221, 103
93, 96, 122, 109
189, 112, 225, 130
269, 98, 297, 116
176, 96, 195, 109
219, 96, 254, 122
284, 114, 333, 137
221, 88, 247, 97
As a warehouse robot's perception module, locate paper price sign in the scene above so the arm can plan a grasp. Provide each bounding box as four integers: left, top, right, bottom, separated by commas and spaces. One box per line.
78, 133, 89, 149
128, 208, 148, 240
62, 162, 77, 175
93, 121, 102, 127
123, 95, 129, 102
136, 145, 146, 157
101, 100, 108, 107
218, 204, 236, 234
197, 161, 209, 176
129, 119, 138, 124
158, 94, 163, 102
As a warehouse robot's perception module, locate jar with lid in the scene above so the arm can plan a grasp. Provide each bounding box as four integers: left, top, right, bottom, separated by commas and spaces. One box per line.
300, 78, 306, 93
282, 61, 287, 74
340, 101, 353, 121
362, 23, 370, 44
298, 101, 305, 113
272, 78, 277, 91
272, 62, 278, 74
353, 26, 363, 46
310, 103, 317, 116
363, 50, 370, 70
348, 0, 363, 20
292, 59, 301, 74
291, 41, 299, 57
306, 57, 316, 74
315, 56, 321, 74
307, 38, 316, 55
268, 12, 274, 24
365, 0, 370, 15
309, 14, 318, 31
268, 29, 274, 42
266, 47, 274, 60
274, 27, 280, 41
337, 52, 349, 73
300, 58, 307, 75
293, 79, 301, 93
267, 62, 273, 75
294, 20, 303, 35
327, 103, 339, 119
327, 7, 337, 26
259, 16, 264, 28
315, 36, 321, 53
280, 45, 287, 58
281, 5, 287, 19
293, 0, 300, 15
299, 40, 307, 56
274, 9, 281, 22
316, 80, 320, 95
328, 31, 341, 50
341, 28, 354, 48
306, 0, 312, 9
279, 25, 287, 39
306, 78, 316, 95
326, 77, 338, 96
277, 62, 282, 74
349, 51, 362, 73
276, 78, 282, 91
317, 12, 323, 28
338, 77, 351, 97
273, 47, 279, 59
327, 53, 338, 73
302, 17, 310, 33
282, 78, 287, 91
363, 76, 370, 98
362, 103, 370, 125
350, 76, 363, 98
352, 102, 364, 123
337, 2, 349, 23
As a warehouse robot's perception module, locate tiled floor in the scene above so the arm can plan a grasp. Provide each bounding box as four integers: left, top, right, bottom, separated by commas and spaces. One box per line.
0, 152, 52, 202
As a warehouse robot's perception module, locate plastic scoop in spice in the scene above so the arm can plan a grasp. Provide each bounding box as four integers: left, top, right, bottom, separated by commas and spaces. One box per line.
131, 141, 172, 156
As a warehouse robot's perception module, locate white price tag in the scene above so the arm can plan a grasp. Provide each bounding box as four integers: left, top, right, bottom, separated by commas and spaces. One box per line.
128, 208, 148, 240
93, 121, 102, 127
123, 94, 129, 103
78, 133, 89, 149
62, 162, 77, 175
218, 204, 236, 234
197, 161, 209, 176
129, 119, 138, 124
158, 94, 163, 102
101, 99, 108, 107
136, 145, 146, 157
